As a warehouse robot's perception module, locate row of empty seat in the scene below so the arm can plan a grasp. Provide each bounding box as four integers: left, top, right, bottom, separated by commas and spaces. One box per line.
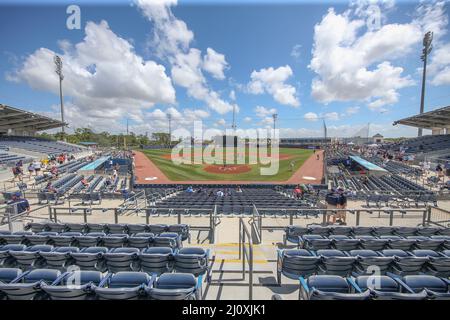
23, 222, 189, 237
296, 274, 449, 300
0, 245, 209, 275
0, 136, 83, 156
0, 269, 202, 300
277, 223, 450, 300
277, 248, 450, 281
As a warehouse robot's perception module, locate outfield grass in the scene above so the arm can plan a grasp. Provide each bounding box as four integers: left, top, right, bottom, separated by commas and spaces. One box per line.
141, 147, 314, 181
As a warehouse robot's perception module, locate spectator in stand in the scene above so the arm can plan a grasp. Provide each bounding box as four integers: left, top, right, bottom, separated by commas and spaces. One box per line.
7, 193, 30, 214
45, 182, 57, 193
105, 176, 112, 187
186, 186, 194, 193
81, 178, 90, 188
12, 165, 22, 182
216, 190, 224, 197
113, 169, 118, 180
293, 185, 303, 199
436, 164, 444, 183
50, 166, 58, 178
336, 188, 347, 225
236, 186, 243, 193
27, 163, 34, 178
32, 160, 41, 176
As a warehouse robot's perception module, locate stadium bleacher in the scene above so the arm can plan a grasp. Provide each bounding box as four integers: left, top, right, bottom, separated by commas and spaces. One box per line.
388, 134, 450, 154
277, 225, 450, 299
0, 136, 83, 156
0, 222, 209, 300
0, 150, 32, 166
147, 187, 320, 215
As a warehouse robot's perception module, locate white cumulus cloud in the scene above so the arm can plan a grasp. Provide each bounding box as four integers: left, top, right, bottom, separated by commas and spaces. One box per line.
309, 6, 424, 110
203, 48, 229, 80
304, 112, 319, 121
247, 65, 300, 107
11, 20, 176, 128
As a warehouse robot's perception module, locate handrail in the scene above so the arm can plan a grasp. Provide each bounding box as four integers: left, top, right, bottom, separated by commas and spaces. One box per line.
250, 204, 262, 244
238, 217, 253, 300
0, 202, 50, 231
427, 206, 450, 228
254, 207, 431, 236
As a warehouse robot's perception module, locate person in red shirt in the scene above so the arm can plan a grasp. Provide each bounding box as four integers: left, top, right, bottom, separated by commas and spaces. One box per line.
293, 185, 303, 199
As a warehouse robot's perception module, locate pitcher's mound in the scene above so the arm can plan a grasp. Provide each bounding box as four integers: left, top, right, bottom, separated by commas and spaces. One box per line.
204, 164, 251, 174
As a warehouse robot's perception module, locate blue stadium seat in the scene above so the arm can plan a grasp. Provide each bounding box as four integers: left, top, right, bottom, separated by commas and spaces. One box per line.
0, 268, 60, 300
299, 275, 371, 300
70, 247, 108, 271
94, 271, 151, 300
41, 270, 103, 300
148, 273, 201, 300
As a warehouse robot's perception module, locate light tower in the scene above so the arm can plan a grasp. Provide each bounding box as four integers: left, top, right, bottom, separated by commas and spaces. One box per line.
418, 31, 433, 137
272, 113, 278, 131
231, 104, 237, 131
168, 114, 172, 148
54, 55, 65, 140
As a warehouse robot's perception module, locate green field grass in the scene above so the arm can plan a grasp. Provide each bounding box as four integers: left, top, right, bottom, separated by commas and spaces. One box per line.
141, 147, 314, 181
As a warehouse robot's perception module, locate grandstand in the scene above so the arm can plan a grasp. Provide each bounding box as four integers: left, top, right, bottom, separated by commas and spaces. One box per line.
0, 107, 449, 301
393, 106, 450, 164
0, 115, 449, 301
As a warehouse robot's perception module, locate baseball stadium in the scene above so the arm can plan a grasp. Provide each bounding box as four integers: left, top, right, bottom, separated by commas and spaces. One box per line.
1, 0, 450, 305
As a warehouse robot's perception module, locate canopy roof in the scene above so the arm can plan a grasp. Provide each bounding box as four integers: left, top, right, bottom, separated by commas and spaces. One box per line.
349, 155, 388, 172
0, 104, 65, 133
393, 106, 450, 130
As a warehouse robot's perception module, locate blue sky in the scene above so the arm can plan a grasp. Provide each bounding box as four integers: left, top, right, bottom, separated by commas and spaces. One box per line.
1, 0, 449, 138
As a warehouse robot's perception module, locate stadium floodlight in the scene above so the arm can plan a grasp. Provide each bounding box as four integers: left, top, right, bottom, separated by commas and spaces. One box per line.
418, 31, 433, 137
54, 54, 65, 140
272, 113, 278, 131
168, 113, 172, 148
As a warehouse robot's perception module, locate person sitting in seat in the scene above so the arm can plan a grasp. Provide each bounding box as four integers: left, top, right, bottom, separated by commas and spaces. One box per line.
50, 166, 58, 178
293, 185, 303, 199
216, 190, 224, 197
7, 193, 30, 214
186, 186, 194, 193
105, 176, 112, 187
81, 178, 90, 188
45, 182, 57, 193
236, 186, 243, 193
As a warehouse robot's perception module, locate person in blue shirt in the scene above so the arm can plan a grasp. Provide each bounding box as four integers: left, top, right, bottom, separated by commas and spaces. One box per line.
186, 186, 194, 193
7, 193, 30, 214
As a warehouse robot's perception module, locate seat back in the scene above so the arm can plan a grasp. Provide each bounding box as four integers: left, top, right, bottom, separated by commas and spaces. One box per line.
139, 247, 173, 274
149, 273, 197, 300
174, 248, 208, 276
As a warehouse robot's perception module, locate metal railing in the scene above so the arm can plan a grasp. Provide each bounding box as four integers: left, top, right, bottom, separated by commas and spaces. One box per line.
144, 206, 218, 244
238, 217, 253, 300
250, 207, 433, 244
1, 202, 50, 231
46, 204, 218, 244
427, 206, 450, 228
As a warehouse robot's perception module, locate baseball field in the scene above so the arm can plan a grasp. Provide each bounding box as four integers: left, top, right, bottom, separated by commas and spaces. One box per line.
141, 147, 315, 181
